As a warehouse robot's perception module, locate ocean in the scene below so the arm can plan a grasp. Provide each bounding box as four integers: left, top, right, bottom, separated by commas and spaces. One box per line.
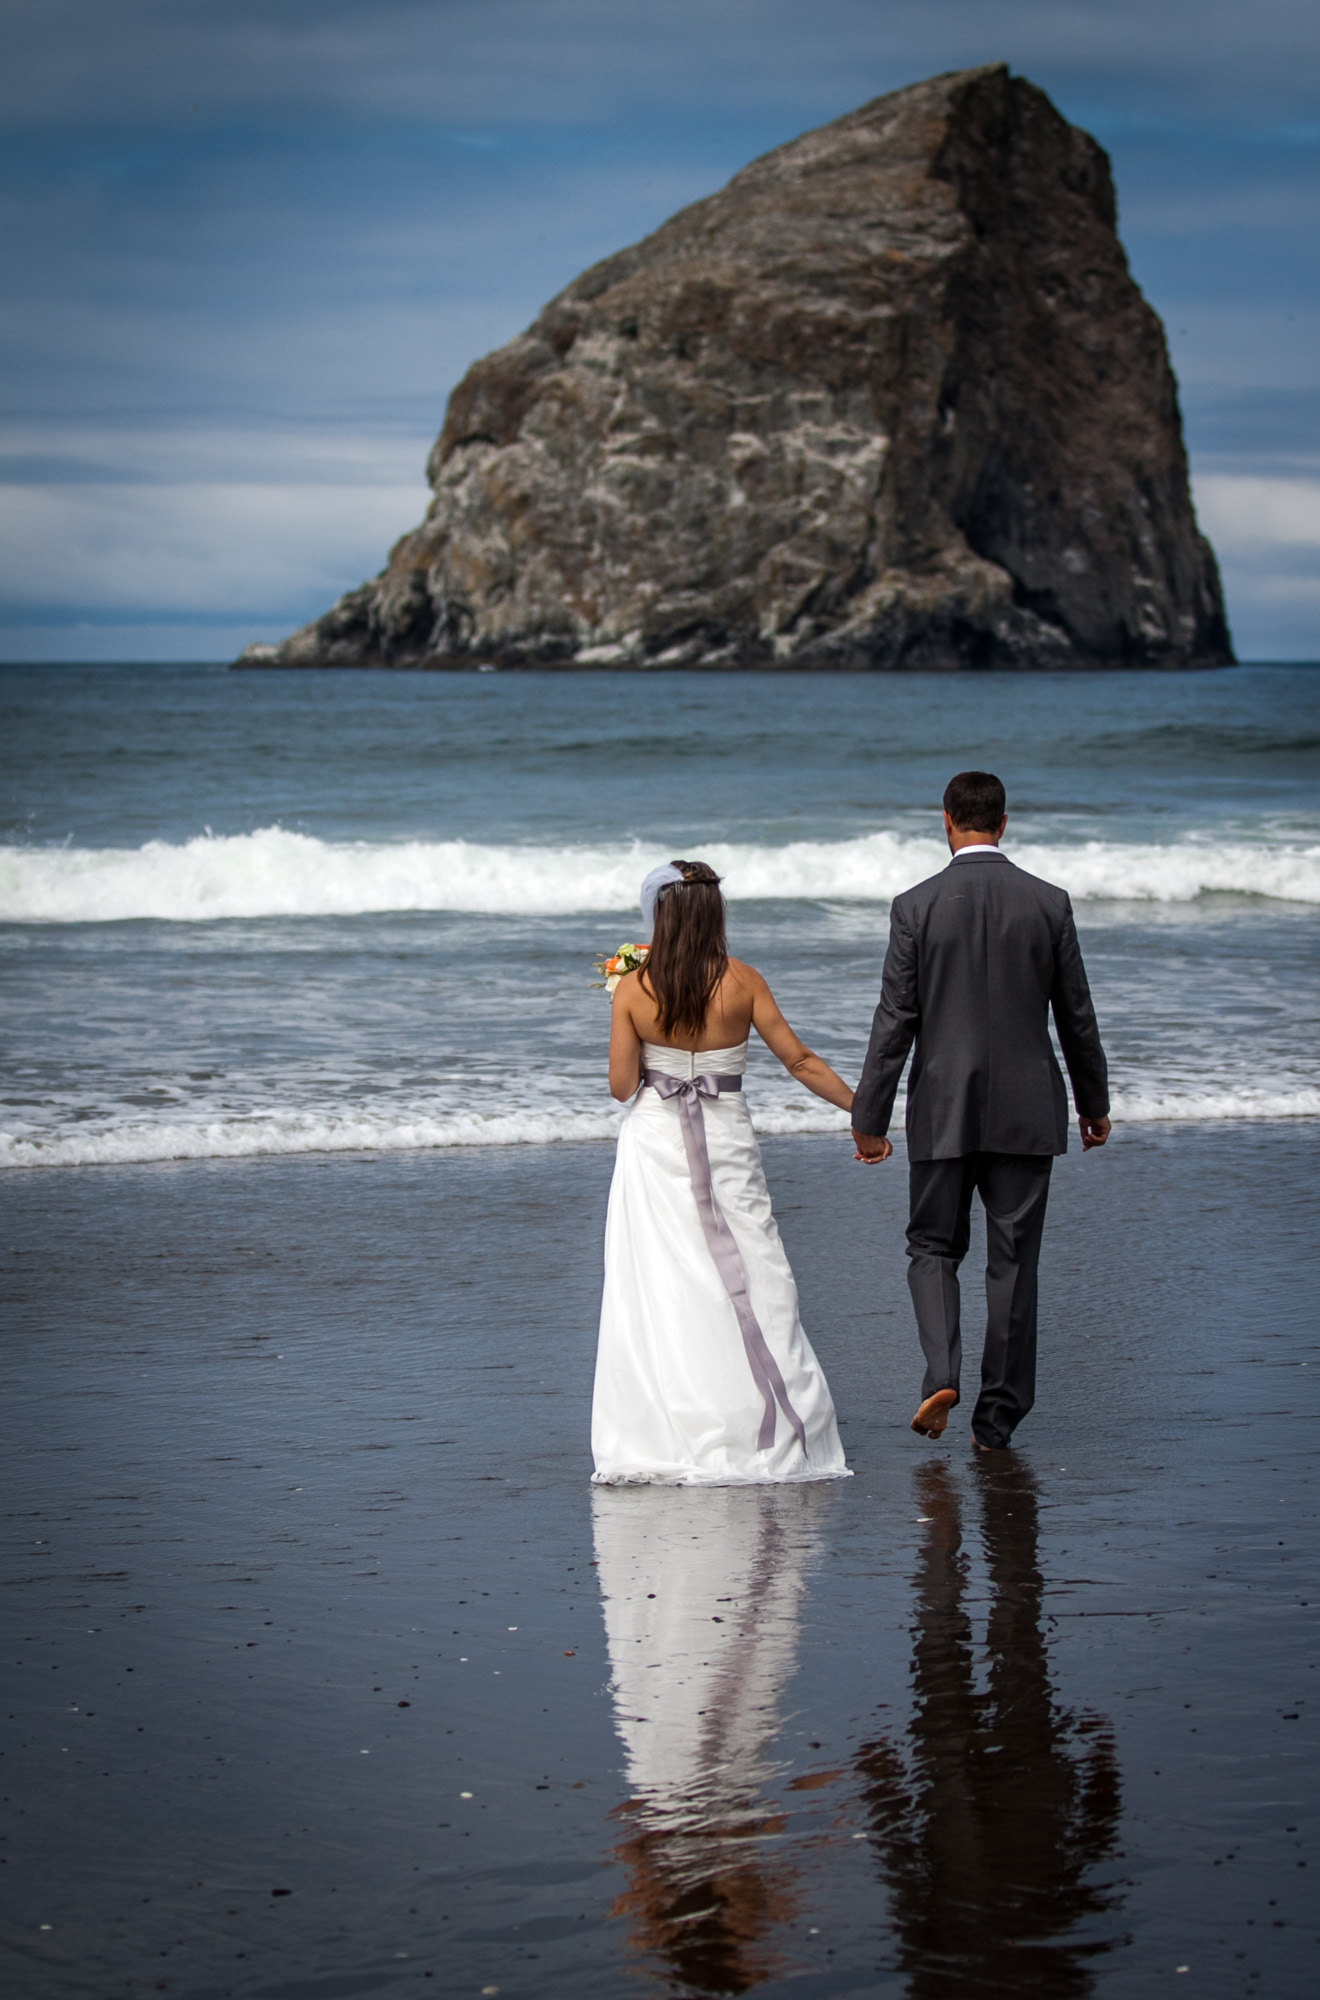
2, 662, 1319, 1168
3, 660, 1319, 1998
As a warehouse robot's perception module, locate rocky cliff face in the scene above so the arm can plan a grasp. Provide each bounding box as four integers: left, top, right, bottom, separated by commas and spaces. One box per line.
245, 64, 1232, 671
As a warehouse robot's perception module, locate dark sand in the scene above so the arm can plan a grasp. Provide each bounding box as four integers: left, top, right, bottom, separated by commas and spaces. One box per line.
2, 1127, 1317, 1998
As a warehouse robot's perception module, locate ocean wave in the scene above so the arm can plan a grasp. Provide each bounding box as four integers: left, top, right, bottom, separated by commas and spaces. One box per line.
0, 1103, 627, 1170
3, 1084, 1317, 1169
2, 825, 1320, 923
1111, 1086, 1320, 1122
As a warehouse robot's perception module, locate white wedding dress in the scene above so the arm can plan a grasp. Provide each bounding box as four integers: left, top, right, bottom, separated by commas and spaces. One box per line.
592, 1040, 851, 1485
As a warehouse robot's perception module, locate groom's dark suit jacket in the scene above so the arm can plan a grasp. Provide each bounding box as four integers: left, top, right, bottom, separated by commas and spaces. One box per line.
852, 851, 1109, 1159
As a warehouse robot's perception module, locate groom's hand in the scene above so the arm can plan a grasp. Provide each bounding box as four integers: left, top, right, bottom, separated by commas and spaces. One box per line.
852, 1130, 893, 1162
1080, 1114, 1112, 1151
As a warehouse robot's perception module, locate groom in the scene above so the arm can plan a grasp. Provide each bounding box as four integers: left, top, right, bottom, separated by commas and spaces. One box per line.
850, 772, 1111, 1451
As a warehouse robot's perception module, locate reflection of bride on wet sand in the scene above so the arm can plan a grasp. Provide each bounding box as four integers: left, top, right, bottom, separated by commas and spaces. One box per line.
592, 1484, 826, 1995
858, 1458, 1124, 1998
592, 1462, 1124, 1997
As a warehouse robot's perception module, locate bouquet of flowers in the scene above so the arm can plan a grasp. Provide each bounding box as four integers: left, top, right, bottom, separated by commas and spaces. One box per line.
592, 942, 650, 993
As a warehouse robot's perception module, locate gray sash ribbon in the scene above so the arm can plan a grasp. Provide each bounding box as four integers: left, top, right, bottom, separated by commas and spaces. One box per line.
642, 1069, 808, 1458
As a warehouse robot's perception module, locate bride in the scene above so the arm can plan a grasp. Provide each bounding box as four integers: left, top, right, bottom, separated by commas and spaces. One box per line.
592, 860, 855, 1486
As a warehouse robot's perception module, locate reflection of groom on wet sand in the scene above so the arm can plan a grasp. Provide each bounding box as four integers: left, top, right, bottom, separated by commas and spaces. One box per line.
852, 772, 1111, 1450
857, 1459, 1123, 1996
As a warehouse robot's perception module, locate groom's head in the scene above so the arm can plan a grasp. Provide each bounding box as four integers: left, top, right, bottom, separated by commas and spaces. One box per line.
943, 771, 1007, 849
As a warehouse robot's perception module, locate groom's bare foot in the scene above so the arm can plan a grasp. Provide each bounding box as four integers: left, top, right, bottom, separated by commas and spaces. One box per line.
911, 1388, 958, 1438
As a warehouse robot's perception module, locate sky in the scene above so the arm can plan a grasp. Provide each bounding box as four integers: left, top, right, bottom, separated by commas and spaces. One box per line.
2, 0, 1318, 662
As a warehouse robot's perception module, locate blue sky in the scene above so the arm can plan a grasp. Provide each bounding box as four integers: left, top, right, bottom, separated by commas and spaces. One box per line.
2, 0, 1318, 661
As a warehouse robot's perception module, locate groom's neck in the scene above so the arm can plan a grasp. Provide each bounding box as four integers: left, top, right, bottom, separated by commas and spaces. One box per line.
944, 811, 1008, 855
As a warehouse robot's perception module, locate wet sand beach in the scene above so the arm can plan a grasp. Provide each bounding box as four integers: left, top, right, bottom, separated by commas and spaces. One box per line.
2, 1124, 1317, 1998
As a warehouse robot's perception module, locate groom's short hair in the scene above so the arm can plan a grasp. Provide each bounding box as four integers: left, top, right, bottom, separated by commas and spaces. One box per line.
943, 770, 1006, 831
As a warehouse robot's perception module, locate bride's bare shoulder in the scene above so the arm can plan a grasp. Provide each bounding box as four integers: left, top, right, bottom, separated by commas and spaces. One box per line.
724, 956, 767, 990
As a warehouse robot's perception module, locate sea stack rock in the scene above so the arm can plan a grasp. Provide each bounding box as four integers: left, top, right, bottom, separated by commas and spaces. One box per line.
246, 64, 1232, 670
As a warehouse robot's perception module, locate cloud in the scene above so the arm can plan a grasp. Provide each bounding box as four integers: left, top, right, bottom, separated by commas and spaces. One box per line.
0, 622, 285, 663
0, 422, 428, 488
0, 476, 426, 622
1190, 471, 1320, 658
1164, 307, 1320, 392
3, 0, 1320, 657
6, 1, 1320, 129
1123, 184, 1320, 235
1193, 473, 1320, 548
0, 138, 722, 428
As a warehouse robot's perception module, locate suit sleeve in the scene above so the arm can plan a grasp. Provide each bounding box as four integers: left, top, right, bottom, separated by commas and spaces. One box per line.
1050, 897, 1110, 1119
850, 897, 920, 1136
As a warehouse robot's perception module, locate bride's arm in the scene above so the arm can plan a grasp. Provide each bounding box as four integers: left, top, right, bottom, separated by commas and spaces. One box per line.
748, 969, 854, 1112
608, 976, 646, 1101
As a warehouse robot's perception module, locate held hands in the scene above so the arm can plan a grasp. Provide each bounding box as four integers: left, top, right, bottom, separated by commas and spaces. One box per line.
1080, 1114, 1112, 1151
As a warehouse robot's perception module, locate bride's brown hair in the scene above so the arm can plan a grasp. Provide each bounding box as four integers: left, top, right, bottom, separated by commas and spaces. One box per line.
640, 860, 728, 1039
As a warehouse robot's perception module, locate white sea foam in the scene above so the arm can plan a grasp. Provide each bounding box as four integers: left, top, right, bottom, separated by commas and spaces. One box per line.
3, 1083, 1317, 1169
1111, 1085, 1320, 1123
2, 826, 1320, 923
0, 1103, 624, 1170
758, 1087, 1320, 1129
